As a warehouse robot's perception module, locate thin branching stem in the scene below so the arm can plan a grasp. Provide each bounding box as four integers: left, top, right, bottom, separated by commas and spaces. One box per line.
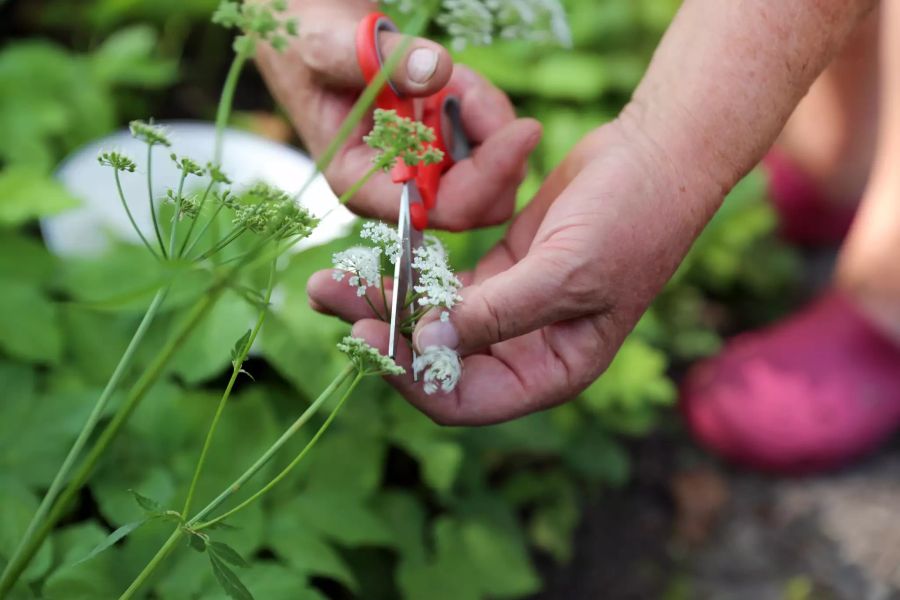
197, 372, 363, 529
119, 365, 358, 599
178, 179, 216, 257
181, 260, 277, 516
113, 170, 160, 259
168, 171, 188, 256
147, 144, 168, 258
183, 202, 226, 259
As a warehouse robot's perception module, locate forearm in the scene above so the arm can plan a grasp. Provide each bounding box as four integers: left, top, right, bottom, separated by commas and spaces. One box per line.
623, 0, 877, 208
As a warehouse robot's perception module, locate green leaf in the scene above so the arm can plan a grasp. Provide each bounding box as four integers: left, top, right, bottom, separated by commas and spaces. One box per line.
172, 291, 257, 384
70, 518, 148, 566
0, 233, 56, 285
209, 542, 249, 568
189, 531, 208, 553
91, 25, 178, 87
129, 489, 164, 514
230, 329, 252, 366
287, 491, 393, 547
0, 167, 79, 226
266, 510, 357, 591
231, 563, 326, 600
0, 364, 93, 488
0, 477, 54, 582
0, 278, 62, 363
209, 553, 254, 600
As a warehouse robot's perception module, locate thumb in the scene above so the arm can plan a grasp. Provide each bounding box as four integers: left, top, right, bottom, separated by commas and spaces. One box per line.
297, 10, 453, 96
413, 251, 583, 355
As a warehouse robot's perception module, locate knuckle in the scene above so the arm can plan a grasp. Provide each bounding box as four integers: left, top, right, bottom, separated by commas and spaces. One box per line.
297, 24, 337, 73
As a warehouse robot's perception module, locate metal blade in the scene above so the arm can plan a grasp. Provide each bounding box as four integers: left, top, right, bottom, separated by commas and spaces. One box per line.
388, 183, 413, 359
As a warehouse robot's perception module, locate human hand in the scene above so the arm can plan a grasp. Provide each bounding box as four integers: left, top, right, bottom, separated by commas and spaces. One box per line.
256, 0, 541, 231
307, 117, 722, 424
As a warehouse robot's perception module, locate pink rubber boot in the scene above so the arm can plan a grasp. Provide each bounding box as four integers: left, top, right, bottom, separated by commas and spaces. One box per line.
681, 292, 900, 474
764, 149, 858, 246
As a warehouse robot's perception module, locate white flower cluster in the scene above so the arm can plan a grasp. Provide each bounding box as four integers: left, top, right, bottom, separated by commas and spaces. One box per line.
380, 0, 571, 51
332, 247, 382, 297
360, 222, 401, 265
413, 345, 462, 395
333, 223, 465, 394
411, 237, 463, 322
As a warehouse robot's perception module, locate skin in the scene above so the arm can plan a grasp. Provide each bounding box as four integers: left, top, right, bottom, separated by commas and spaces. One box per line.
259, 0, 877, 425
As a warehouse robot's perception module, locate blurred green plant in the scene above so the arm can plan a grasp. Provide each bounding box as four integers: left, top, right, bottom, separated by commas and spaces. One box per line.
0, 0, 801, 598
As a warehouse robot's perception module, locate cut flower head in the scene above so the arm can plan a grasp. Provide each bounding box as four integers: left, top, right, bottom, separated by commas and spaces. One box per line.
413, 345, 462, 395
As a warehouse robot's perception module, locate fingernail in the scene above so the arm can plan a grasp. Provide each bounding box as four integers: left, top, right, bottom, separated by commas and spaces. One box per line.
407, 48, 438, 84
415, 320, 459, 352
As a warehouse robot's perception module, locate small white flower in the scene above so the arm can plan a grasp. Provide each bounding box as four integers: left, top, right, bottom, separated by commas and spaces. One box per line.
360, 222, 401, 265
411, 240, 462, 311
440, 311, 450, 323
413, 346, 462, 395
332, 246, 382, 297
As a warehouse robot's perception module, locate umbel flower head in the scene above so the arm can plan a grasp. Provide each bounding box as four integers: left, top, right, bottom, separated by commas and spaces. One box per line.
98, 150, 136, 173
338, 336, 405, 376
129, 120, 172, 147
213, 0, 298, 53
227, 182, 318, 239
413, 345, 462, 394
332, 246, 382, 297
360, 221, 401, 265
364, 109, 445, 170
170, 153, 206, 177
411, 236, 463, 317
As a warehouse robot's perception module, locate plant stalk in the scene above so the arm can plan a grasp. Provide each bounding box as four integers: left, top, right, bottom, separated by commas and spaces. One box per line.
119, 529, 183, 600
181, 261, 277, 516
0, 288, 169, 598
198, 373, 362, 530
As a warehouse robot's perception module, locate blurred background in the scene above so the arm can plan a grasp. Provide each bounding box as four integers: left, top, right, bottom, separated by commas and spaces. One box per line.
2, 0, 895, 598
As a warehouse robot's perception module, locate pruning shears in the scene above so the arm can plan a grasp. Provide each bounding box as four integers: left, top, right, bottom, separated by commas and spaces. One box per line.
356, 12, 471, 360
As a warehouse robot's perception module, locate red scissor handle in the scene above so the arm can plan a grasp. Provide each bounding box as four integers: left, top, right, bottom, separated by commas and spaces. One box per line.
356, 12, 471, 230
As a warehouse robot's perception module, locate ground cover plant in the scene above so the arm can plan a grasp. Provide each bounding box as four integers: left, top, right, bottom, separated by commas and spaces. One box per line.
0, 0, 801, 598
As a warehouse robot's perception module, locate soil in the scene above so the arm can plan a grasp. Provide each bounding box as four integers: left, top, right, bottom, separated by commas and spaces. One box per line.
532, 430, 900, 600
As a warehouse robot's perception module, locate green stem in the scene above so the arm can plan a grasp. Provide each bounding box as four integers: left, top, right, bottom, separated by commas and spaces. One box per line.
0, 288, 169, 598
121, 365, 357, 599
337, 164, 383, 205
214, 44, 251, 166
198, 227, 247, 261
188, 363, 356, 525
114, 170, 160, 259
168, 172, 188, 256
119, 528, 183, 600
178, 180, 216, 257
147, 144, 168, 259
183, 202, 226, 260
198, 373, 362, 530
181, 261, 276, 516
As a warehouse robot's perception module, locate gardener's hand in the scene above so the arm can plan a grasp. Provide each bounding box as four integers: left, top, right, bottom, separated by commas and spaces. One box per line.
306, 117, 720, 424
256, 0, 540, 231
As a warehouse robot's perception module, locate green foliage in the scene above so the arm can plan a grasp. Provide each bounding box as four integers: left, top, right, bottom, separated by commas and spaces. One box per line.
0, 167, 79, 228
